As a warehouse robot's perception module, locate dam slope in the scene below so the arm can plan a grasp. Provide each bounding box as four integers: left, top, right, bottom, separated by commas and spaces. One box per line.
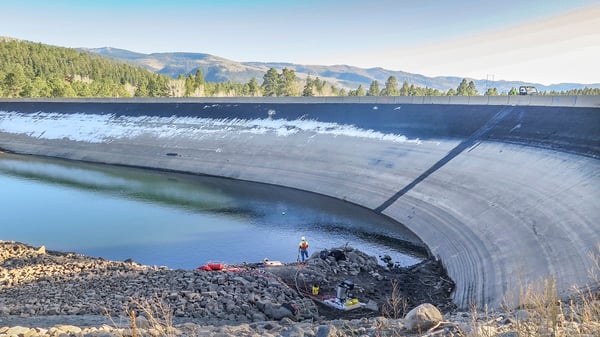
1, 96, 599, 308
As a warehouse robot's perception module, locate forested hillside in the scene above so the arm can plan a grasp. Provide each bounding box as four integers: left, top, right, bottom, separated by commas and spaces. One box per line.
0, 38, 172, 97
2, 38, 598, 98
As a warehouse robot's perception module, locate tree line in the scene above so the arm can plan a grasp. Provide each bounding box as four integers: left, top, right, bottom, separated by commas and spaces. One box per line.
0, 39, 174, 97
1, 39, 598, 98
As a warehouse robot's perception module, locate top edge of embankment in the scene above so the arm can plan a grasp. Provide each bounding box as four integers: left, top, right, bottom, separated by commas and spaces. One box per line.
0, 95, 599, 108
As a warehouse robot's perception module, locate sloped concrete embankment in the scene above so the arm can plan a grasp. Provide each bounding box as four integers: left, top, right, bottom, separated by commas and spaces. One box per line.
0, 97, 598, 309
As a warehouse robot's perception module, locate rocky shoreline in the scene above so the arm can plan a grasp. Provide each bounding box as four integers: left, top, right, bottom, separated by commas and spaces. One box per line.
2, 241, 599, 337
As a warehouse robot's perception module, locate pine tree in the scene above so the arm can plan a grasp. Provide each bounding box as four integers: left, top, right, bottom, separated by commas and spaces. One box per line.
330, 85, 340, 96
399, 81, 410, 96
279, 67, 297, 96
367, 80, 380, 96
302, 75, 314, 96
409, 84, 417, 96
194, 69, 205, 88
134, 80, 149, 97
456, 79, 469, 96
184, 74, 195, 96
71, 81, 93, 97
356, 84, 365, 96
381, 76, 400, 96
467, 81, 477, 96
261, 68, 279, 96
313, 76, 325, 94
48, 77, 76, 97
485, 88, 498, 96
247, 77, 260, 96
22, 76, 51, 97
2, 64, 27, 97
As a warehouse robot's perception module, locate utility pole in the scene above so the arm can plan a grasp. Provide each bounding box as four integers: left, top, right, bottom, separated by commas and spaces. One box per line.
486, 74, 495, 91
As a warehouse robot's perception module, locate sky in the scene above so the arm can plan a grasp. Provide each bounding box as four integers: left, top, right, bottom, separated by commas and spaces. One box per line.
2, 0, 599, 85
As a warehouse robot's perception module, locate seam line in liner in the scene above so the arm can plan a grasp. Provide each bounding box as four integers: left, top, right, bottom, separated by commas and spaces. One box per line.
374, 106, 514, 213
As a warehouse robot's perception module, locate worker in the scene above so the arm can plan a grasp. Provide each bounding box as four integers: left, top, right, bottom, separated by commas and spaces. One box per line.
298, 236, 309, 263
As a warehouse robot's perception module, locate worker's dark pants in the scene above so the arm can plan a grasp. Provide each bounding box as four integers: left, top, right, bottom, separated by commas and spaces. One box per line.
300, 249, 308, 262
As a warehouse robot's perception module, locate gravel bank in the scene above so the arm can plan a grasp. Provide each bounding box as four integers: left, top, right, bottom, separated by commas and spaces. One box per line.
2, 241, 598, 336
0, 241, 454, 334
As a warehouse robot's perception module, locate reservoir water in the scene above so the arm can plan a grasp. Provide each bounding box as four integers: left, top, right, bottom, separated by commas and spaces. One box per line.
0, 152, 426, 269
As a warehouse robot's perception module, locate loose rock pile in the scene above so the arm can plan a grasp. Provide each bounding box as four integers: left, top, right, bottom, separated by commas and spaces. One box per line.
5, 241, 597, 336
0, 241, 315, 324
283, 246, 456, 319
0, 241, 457, 332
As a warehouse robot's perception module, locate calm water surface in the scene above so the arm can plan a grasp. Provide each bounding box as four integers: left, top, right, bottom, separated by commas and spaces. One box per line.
0, 153, 426, 269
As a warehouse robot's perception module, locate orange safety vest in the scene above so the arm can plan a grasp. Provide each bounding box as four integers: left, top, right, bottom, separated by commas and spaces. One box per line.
299, 240, 309, 250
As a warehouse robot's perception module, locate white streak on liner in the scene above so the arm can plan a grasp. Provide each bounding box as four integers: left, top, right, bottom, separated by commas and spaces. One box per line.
0, 111, 421, 144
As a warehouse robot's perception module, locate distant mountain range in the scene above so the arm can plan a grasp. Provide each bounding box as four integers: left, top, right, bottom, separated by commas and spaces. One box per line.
85, 47, 599, 94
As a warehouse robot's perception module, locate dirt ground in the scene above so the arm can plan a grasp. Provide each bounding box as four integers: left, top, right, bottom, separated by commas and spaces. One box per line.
251, 249, 456, 320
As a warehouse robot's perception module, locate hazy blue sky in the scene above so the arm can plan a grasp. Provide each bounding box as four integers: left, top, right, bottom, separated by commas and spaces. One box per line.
2, 0, 599, 85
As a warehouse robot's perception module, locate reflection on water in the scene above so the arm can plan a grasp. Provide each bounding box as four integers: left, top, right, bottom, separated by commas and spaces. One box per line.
0, 152, 427, 269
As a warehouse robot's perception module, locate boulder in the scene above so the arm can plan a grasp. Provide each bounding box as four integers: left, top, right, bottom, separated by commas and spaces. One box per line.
262, 302, 295, 320
4, 326, 32, 337
315, 324, 337, 337
404, 303, 442, 332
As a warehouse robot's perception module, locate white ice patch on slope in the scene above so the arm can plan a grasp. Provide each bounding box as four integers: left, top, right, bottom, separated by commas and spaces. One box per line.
0, 111, 421, 144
